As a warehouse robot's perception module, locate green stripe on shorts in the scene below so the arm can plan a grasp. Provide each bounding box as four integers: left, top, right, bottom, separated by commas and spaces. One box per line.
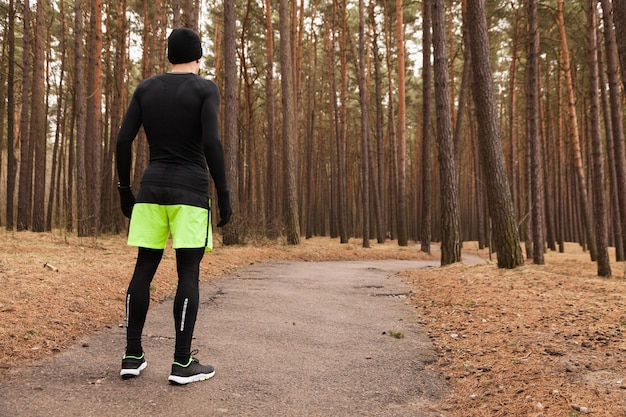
128, 203, 212, 251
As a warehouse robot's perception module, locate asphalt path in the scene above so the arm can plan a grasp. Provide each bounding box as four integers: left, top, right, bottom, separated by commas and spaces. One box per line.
0, 260, 451, 417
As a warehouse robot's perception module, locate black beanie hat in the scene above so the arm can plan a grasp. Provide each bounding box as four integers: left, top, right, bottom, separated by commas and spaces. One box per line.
167, 28, 203, 64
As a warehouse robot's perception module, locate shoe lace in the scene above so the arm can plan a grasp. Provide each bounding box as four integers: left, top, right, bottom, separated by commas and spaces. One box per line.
190, 349, 199, 361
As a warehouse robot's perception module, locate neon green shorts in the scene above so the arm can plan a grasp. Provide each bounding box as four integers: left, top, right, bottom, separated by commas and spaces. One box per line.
127, 203, 212, 251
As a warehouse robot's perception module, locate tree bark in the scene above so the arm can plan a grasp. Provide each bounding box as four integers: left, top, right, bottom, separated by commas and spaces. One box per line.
612, 0, 626, 91
433, 0, 461, 265
279, 0, 300, 244
6, 0, 16, 230
357, 0, 370, 248
466, 0, 523, 268
420, 0, 433, 254
600, 0, 626, 255
222, 0, 240, 244
264, 0, 278, 238
74, 0, 88, 236
587, 0, 611, 276
395, 0, 408, 246
17, 0, 33, 231
555, 0, 597, 260
526, 0, 545, 264
86, 0, 103, 234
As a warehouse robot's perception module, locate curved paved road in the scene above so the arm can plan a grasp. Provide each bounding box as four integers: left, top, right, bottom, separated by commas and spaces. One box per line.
0, 260, 449, 417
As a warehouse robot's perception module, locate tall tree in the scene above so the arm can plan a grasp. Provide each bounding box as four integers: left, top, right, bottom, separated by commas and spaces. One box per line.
223, 0, 240, 244
613, 0, 626, 91
526, 0, 545, 264
16, 0, 33, 231
587, 0, 611, 276
555, 0, 597, 260
264, 0, 278, 237
420, 0, 433, 254
466, 0, 523, 268
432, 0, 461, 265
395, 0, 408, 246
337, 0, 350, 243
5, 0, 16, 230
357, 0, 370, 248
86, 0, 103, 234
370, 0, 386, 244
597, 21, 624, 260
279, 0, 300, 244
600, 0, 626, 254
74, 0, 89, 236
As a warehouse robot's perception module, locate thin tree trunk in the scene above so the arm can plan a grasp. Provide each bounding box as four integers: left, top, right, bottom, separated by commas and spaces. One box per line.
338, 0, 349, 242
395, 0, 408, 246
74, 0, 88, 236
279, 0, 300, 244
587, 0, 611, 277
5, 0, 16, 230
86, 0, 103, 235
370, 0, 385, 244
420, 0, 433, 254
612, 0, 626, 91
357, 0, 370, 248
223, 0, 240, 244
555, 0, 597, 260
600, 0, 626, 255
264, 0, 278, 238
17, 0, 33, 231
527, 0, 545, 264
47, 0, 67, 231
597, 23, 624, 260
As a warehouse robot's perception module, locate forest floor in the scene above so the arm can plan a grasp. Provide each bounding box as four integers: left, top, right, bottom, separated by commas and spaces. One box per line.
0, 230, 625, 416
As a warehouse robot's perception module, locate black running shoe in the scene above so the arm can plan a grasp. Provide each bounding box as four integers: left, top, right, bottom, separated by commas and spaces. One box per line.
120, 353, 147, 379
168, 355, 215, 385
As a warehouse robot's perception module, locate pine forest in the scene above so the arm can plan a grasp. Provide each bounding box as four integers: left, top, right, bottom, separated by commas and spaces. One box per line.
2, 0, 626, 275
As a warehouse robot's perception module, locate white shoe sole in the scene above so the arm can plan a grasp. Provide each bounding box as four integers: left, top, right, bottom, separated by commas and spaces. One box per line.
168, 370, 215, 385
120, 361, 147, 378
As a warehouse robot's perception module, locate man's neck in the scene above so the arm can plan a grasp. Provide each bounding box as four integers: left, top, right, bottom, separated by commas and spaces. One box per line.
169, 61, 199, 74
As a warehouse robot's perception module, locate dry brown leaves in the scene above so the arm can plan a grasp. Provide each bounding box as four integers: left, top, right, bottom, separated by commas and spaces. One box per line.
403, 242, 626, 417
1, 231, 625, 416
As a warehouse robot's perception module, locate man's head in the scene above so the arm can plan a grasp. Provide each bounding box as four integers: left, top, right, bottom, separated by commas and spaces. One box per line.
167, 28, 203, 65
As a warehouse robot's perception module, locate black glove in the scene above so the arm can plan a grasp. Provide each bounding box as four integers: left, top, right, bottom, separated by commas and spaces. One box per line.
216, 192, 232, 227
117, 184, 136, 219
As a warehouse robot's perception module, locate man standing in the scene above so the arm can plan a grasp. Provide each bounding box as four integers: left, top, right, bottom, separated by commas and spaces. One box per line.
115, 28, 232, 385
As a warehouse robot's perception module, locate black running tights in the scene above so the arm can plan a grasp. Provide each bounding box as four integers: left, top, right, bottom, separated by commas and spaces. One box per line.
125, 247, 205, 364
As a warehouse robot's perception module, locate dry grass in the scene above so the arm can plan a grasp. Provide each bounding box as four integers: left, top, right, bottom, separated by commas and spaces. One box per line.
403, 242, 626, 417
1, 231, 625, 416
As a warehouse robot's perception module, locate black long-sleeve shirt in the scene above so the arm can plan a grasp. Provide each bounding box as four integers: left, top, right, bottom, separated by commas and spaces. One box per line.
116, 73, 228, 198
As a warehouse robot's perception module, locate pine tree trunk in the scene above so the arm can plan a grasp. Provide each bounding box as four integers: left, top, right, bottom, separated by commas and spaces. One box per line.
6, 0, 16, 230
526, 0, 545, 264
395, 0, 408, 246
600, 0, 626, 255
466, 0, 523, 268
357, 0, 370, 248
612, 0, 626, 91
17, 0, 33, 231
555, 0, 597, 260
264, 0, 278, 238
433, 0, 461, 265
420, 0, 433, 254
74, 0, 88, 236
279, 0, 300, 244
222, 0, 240, 245
370, 1, 385, 244
86, 0, 103, 235
587, 0, 611, 277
